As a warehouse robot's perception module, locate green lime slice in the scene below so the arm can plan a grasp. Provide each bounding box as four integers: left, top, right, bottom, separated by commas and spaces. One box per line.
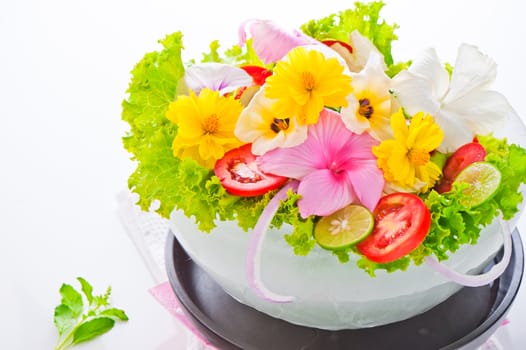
314, 204, 374, 250
453, 161, 501, 207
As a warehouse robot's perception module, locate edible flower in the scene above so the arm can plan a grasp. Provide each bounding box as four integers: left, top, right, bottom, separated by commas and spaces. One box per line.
234, 89, 308, 155
373, 109, 443, 192
166, 88, 243, 168
341, 52, 393, 140
258, 108, 384, 217
239, 19, 317, 64
391, 44, 514, 152
264, 46, 353, 125
179, 62, 252, 95
343, 30, 388, 72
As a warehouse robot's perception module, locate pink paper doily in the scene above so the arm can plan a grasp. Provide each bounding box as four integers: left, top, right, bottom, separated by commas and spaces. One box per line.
149, 282, 217, 350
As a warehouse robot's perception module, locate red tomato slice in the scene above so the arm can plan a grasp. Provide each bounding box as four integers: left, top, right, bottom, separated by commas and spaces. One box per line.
356, 193, 431, 263
436, 142, 486, 193
214, 144, 288, 197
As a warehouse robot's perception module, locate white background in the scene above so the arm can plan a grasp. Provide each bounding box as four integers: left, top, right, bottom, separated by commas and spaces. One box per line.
1, 0, 526, 349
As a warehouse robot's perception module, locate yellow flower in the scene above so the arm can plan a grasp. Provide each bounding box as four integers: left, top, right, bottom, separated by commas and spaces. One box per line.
166, 88, 243, 168
373, 109, 444, 192
264, 47, 352, 125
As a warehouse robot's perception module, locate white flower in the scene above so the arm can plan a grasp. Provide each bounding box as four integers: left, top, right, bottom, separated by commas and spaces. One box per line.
347, 30, 388, 72
340, 52, 394, 141
179, 62, 252, 95
327, 30, 387, 73
391, 44, 515, 152
234, 89, 308, 155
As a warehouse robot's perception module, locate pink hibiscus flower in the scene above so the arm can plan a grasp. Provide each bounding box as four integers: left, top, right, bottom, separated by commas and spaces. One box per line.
238, 19, 318, 64
258, 109, 384, 218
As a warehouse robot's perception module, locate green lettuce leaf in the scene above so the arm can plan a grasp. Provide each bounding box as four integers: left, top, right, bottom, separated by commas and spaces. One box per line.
479, 134, 526, 219
300, 1, 399, 65
122, 32, 183, 216
122, 14, 526, 277
354, 134, 526, 274
121, 32, 276, 231
274, 191, 316, 256
201, 38, 267, 67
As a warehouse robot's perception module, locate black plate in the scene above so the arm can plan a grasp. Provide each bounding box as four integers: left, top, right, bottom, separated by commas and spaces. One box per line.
166, 229, 523, 350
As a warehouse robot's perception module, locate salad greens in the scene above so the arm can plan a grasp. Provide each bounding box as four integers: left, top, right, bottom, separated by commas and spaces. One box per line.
301, 1, 398, 65
122, 2, 526, 274
355, 135, 526, 276
53, 277, 128, 350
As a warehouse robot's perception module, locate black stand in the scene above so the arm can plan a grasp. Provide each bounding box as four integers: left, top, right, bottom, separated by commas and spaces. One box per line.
166, 230, 523, 350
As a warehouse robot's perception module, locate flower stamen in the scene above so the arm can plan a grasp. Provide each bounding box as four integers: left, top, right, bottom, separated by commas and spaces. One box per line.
270, 118, 290, 133
203, 114, 220, 134
358, 98, 374, 119
408, 148, 430, 166
302, 71, 316, 92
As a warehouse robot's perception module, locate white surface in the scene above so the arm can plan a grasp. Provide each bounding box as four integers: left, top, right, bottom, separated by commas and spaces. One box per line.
1, 0, 526, 349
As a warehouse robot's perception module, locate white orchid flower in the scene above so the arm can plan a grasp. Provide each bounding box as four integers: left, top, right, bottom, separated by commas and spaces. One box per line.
391, 44, 515, 152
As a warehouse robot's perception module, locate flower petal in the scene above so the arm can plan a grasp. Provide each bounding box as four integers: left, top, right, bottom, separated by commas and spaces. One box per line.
340, 95, 370, 134
336, 132, 379, 167
235, 90, 308, 155
258, 142, 318, 179
344, 160, 384, 211
405, 48, 449, 101
297, 169, 356, 218
391, 70, 441, 116
258, 109, 351, 178
443, 44, 497, 105
238, 19, 315, 64
443, 90, 511, 136
183, 63, 252, 95
434, 109, 474, 153
347, 30, 387, 72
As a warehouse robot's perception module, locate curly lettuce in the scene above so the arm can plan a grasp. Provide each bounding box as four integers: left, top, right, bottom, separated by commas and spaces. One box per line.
200, 38, 267, 67
300, 1, 399, 65
122, 11, 525, 276
351, 134, 526, 276
123, 33, 270, 231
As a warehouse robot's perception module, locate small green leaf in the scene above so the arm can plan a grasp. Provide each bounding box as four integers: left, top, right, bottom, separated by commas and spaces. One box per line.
100, 308, 129, 321
72, 317, 115, 344
59, 284, 83, 318
53, 304, 76, 335
77, 277, 93, 304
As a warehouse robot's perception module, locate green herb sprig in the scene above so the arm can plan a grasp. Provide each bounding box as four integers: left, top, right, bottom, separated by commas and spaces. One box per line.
53, 277, 128, 350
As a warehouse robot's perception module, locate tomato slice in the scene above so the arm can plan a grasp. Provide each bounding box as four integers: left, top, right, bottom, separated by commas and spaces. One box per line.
435, 142, 486, 193
214, 144, 288, 196
356, 193, 431, 263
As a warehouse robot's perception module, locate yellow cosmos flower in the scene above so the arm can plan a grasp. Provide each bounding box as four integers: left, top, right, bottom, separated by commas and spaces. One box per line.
264, 46, 352, 125
166, 88, 243, 169
373, 109, 444, 192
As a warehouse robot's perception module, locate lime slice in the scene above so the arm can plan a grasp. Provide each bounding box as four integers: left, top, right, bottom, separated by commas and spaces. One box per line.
453, 161, 501, 207
314, 204, 374, 250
